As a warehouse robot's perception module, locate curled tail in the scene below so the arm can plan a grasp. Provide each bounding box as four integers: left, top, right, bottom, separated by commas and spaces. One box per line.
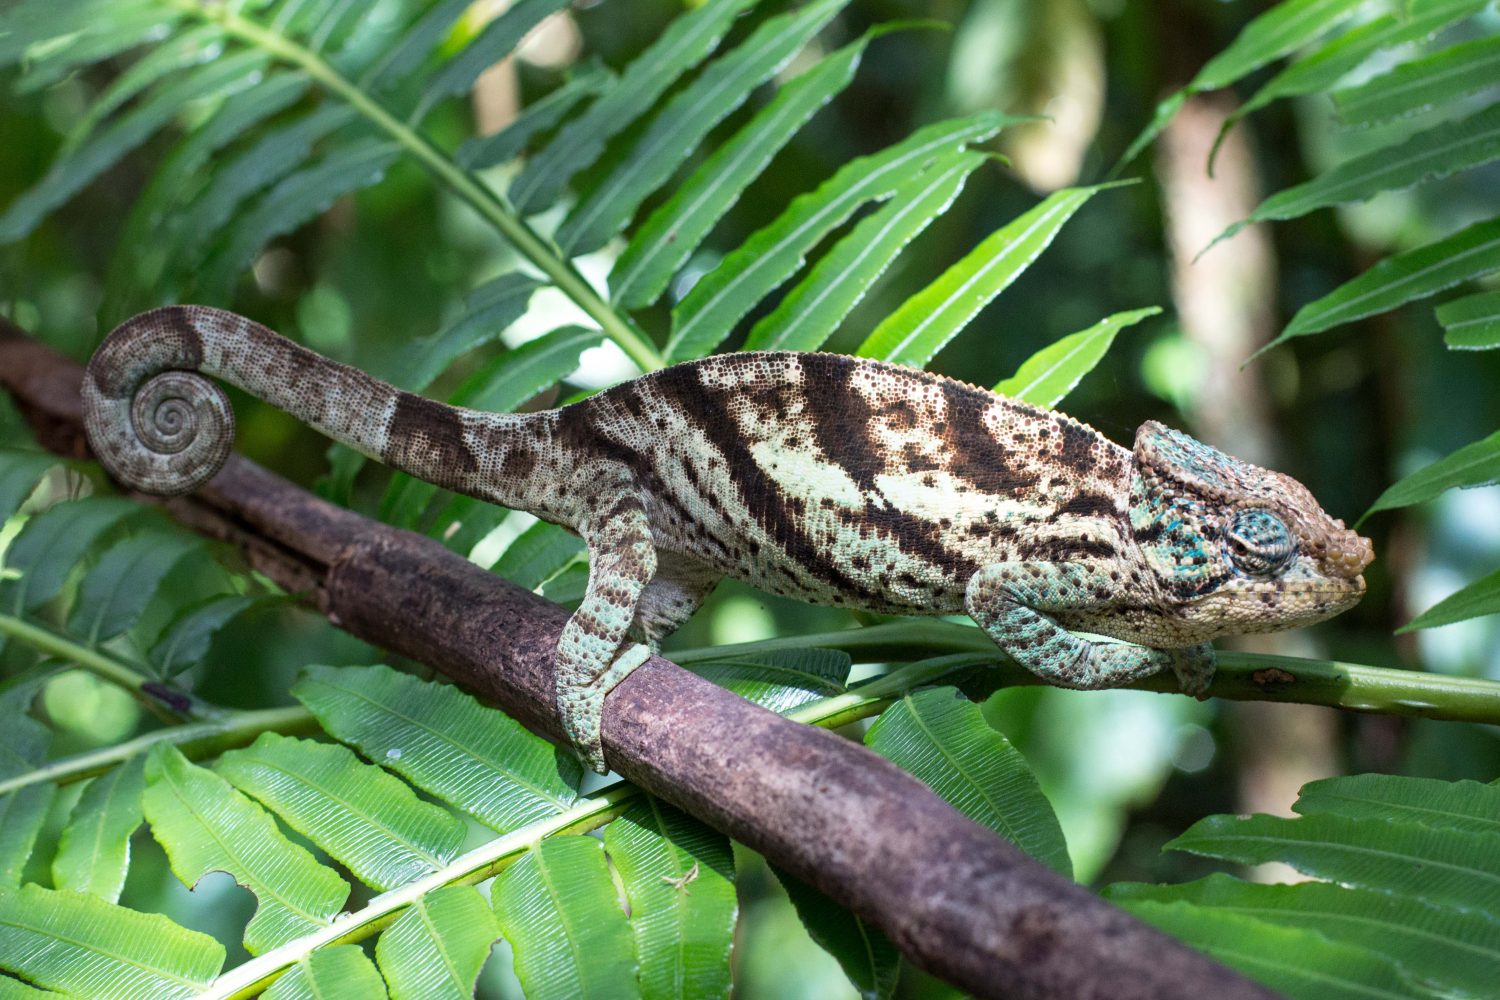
84, 305, 545, 502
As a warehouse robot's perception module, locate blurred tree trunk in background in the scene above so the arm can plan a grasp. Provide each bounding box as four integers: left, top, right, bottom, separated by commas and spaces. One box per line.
1156, 93, 1340, 849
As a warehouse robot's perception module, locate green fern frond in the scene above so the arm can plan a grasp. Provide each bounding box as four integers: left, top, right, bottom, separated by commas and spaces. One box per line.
1105, 774, 1500, 1000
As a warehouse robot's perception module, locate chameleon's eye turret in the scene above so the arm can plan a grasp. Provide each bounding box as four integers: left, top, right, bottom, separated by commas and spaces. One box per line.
1225, 508, 1296, 577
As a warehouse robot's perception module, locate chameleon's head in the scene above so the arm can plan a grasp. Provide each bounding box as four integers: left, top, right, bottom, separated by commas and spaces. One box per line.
1128, 422, 1372, 644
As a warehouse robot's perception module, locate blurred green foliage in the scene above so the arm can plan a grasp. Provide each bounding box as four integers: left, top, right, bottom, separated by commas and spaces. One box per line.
2, 0, 1500, 997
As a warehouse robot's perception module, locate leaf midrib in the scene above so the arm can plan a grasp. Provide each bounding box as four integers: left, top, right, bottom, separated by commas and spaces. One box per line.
311, 681, 575, 813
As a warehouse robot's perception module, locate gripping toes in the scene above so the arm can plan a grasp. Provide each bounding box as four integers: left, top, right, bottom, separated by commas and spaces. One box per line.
556, 639, 653, 773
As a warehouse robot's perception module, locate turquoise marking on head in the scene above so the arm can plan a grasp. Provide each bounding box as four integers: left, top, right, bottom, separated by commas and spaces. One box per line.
1126, 420, 1373, 645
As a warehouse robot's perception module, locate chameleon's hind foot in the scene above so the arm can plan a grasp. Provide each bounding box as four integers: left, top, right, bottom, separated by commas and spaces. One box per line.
556, 642, 654, 773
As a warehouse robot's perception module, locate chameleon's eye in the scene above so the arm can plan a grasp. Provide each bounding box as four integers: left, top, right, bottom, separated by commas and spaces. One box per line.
1225, 508, 1296, 577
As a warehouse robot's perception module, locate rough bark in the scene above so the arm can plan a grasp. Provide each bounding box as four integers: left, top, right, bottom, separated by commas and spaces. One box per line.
0, 318, 1273, 1000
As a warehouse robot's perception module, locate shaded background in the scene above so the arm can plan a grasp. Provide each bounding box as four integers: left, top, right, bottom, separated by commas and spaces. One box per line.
3, 0, 1499, 995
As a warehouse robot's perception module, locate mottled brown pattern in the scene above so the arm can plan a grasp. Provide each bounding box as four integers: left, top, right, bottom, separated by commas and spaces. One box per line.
386, 391, 479, 481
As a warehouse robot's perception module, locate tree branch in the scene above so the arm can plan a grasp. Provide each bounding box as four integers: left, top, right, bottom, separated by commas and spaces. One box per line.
0, 317, 1272, 1000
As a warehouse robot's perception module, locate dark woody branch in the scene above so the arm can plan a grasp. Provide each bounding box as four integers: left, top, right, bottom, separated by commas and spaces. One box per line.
0, 318, 1271, 1000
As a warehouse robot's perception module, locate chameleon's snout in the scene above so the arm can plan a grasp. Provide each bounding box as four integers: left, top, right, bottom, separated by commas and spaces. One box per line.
1311, 518, 1374, 580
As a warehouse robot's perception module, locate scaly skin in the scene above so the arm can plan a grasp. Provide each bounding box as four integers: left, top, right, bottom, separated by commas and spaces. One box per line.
83, 306, 1374, 771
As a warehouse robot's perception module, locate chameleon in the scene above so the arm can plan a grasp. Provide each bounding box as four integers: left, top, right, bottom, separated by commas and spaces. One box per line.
83, 305, 1373, 772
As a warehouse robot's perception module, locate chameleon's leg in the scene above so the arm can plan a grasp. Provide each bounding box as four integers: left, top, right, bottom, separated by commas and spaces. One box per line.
964, 562, 1215, 693
629, 550, 722, 649
556, 466, 658, 774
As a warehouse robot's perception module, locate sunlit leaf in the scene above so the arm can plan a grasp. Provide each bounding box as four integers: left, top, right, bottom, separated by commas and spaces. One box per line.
262, 945, 387, 1000
1, 497, 145, 612
1293, 773, 1500, 835
865, 687, 1071, 876
52, 756, 147, 902
1270, 216, 1500, 345
685, 648, 850, 714
198, 139, 402, 300
142, 745, 348, 954
610, 33, 873, 308
1109, 874, 1500, 1000
376, 886, 498, 1000
1118, 898, 1412, 1000
67, 530, 201, 645
511, 0, 759, 214
493, 836, 639, 1000
857, 183, 1116, 368
1364, 428, 1500, 518
415, 0, 571, 119
294, 664, 581, 833
0, 973, 58, 998
773, 868, 900, 1000
459, 63, 612, 170
0, 884, 223, 1000
1335, 35, 1500, 125
217, 732, 464, 892
670, 112, 1010, 361
1400, 566, 1500, 632
0, 51, 271, 244
556, 0, 846, 255
742, 149, 988, 353
994, 307, 1159, 408
1437, 289, 1500, 350
1167, 810, 1500, 913
604, 798, 736, 999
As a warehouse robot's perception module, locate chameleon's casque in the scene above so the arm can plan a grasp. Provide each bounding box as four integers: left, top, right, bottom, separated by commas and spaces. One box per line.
83, 306, 1372, 771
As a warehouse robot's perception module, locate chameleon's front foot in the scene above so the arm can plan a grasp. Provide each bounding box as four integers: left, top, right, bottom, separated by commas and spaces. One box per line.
556, 642, 654, 773
1169, 643, 1216, 698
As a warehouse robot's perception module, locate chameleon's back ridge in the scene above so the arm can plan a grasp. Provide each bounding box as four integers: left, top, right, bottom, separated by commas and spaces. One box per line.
83, 305, 1371, 773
